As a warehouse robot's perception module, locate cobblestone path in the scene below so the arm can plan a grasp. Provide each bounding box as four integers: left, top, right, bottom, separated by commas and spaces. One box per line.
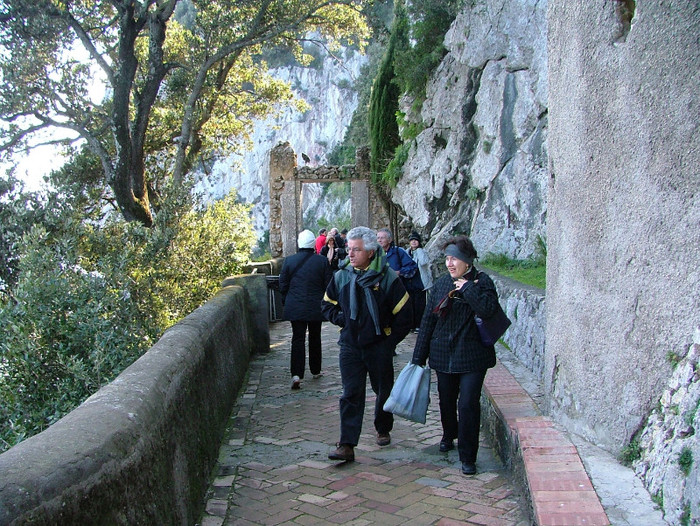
199, 322, 529, 526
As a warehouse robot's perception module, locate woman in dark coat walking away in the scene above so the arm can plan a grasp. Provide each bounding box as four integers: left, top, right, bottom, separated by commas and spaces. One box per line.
279, 229, 333, 389
411, 235, 499, 475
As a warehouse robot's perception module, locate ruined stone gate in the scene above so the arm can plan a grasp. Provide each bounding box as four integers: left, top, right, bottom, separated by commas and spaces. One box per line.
268, 142, 390, 257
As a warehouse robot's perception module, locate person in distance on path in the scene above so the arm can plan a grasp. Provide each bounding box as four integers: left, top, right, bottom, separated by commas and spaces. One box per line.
279, 229, 333, 389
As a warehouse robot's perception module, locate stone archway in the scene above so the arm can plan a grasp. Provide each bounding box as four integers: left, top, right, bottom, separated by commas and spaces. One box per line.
268, 142, 388, 257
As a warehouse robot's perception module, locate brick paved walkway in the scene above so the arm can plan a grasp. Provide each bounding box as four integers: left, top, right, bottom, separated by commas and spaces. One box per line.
198, 322, 529, 526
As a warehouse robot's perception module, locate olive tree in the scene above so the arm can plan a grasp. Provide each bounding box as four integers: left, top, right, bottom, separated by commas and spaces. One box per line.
0, 0, 369, 226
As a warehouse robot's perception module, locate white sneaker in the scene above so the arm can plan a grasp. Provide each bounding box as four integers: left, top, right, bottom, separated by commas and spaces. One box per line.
291, 376, 301, 389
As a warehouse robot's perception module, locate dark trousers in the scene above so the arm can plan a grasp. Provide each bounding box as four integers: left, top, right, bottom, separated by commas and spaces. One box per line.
290, 320, 322, 378
338, 343, 394, 446
436, 369, 487, 463
410, 290, 426, 329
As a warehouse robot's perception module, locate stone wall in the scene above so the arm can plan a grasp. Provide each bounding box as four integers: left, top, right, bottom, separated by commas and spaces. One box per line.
547, 2, 699, 521
493, 272, 546, 382
635, 328, 700, 524
0, 276, 269, 525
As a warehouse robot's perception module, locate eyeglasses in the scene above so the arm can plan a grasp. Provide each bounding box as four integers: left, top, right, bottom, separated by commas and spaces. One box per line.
347, 247, 365, 254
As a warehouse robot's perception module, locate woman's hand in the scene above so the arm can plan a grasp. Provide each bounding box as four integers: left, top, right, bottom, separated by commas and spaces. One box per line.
454, 278, 468, 290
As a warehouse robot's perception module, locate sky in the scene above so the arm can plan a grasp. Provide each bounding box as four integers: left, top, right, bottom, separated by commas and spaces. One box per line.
4, 145, 67, 192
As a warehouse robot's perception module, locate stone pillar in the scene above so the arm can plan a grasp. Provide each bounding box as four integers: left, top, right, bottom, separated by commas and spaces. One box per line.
269, 142, 298, 258
350, 181, 369, 228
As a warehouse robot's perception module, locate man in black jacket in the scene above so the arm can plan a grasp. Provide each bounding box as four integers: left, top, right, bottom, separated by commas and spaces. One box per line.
279, 229, 333, 389
322, 226, 412, 462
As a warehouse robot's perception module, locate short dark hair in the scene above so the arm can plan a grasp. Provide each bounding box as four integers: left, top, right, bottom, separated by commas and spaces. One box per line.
319, 228, 327, 235
440, 235, 478, 259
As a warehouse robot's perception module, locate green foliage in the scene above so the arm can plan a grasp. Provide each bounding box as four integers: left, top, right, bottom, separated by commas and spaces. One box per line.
392, 0, 461, 100
666, 350, 683, 369
651, 491, 663, 509
252, 230, 271, 261
620, 437, 642, 466
466, 187, 485, 201
368, 1, 406, 182
0, 174, 53, 295
0, 0, 371, 224
479, 253, 546, 290
384, 143, 410, 186
678, 447, 693, 477
680, 502, 691, 526
396, 111, 425, 142
686, 399, 700, 427
327, 14, 390, 167
535, 234, 547, 263
0, 179, 255, 452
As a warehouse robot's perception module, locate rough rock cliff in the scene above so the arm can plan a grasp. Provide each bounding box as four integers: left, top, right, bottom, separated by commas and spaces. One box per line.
196, 47, 365, 235
391, 0, 547, 260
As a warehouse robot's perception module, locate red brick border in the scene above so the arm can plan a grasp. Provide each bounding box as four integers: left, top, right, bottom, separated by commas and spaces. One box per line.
483, 362, 610, 526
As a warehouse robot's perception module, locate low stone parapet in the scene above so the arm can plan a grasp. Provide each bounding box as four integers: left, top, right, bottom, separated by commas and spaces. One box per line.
0, 275, 268, 525
490, 271, 546, 383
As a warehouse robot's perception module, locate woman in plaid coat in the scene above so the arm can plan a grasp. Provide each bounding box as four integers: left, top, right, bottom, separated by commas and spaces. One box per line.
411, 235, 498, 475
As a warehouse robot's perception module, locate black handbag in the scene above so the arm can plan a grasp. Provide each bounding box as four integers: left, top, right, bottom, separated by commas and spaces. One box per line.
475, 303, 511, 346
401, 270, 424, 293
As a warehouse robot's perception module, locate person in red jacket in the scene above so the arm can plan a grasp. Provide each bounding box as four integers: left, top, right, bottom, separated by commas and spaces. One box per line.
314, 228, 327, 254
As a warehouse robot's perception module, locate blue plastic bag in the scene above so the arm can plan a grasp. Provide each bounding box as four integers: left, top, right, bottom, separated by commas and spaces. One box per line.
383, 363, 430, 424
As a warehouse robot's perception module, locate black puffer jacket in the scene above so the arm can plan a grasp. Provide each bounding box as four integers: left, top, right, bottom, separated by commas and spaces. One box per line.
279, 248, 333, 321
412, 267, 498, 373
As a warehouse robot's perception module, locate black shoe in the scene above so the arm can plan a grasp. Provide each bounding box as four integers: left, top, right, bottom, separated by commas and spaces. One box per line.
461, 462, 476, 475
329, 443, 355, 462
439, 439, 454, 452
376, 432, 391, 446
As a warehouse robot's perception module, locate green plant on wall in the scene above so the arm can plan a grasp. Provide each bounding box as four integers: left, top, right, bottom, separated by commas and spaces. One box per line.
620, 436, 642, 466
680, 502, 691, 526
466, 186, 484, 201
678, 447, 693, 476
392, 0, 461, 101
666, 350, 683, 368
384, 143, 410, 186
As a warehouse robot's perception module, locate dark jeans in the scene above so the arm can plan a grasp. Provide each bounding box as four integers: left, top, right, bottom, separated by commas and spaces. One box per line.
338, 342, 395, 446
436, 369, 487, 463
290, 320, 322, 378
410, 290, 426, 329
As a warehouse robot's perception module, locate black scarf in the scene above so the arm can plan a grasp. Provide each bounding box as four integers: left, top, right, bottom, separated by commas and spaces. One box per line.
346, 249, 388, 336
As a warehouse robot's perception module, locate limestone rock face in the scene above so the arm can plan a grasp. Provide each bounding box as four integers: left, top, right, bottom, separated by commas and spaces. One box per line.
392, 0, 548, 259
635, 329, 700, 525
196, 48, 365, 235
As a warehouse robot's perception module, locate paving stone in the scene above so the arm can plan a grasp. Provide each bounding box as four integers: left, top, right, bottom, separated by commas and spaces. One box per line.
198, 322, 528, 525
